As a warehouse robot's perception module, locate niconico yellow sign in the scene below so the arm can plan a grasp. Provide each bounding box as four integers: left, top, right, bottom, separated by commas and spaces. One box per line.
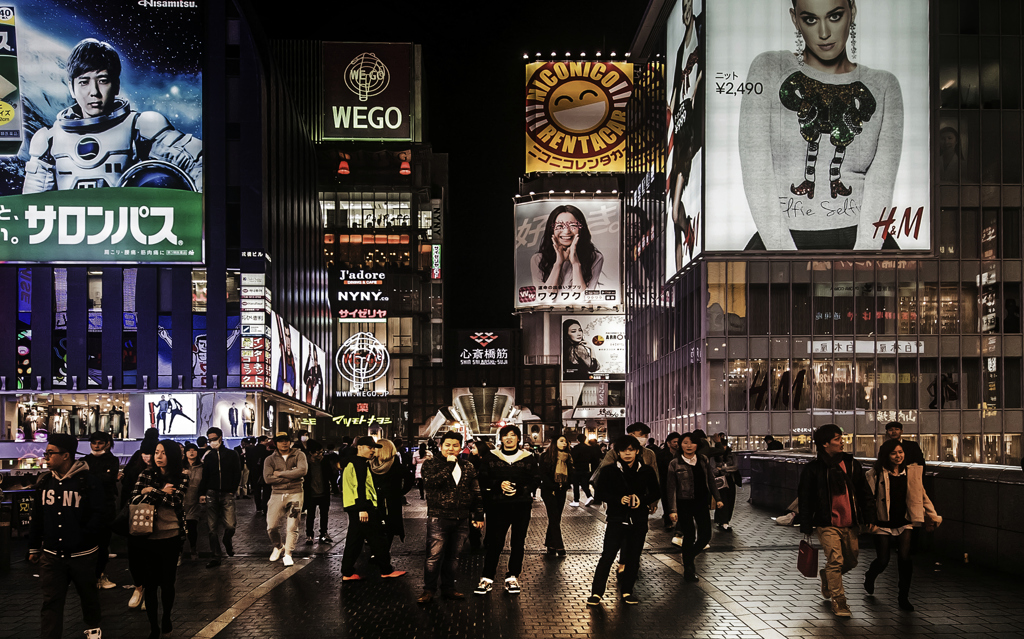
525, 61, 633, 173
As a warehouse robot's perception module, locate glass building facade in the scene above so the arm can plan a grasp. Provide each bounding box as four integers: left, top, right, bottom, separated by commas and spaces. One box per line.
625, 0, 1024, 464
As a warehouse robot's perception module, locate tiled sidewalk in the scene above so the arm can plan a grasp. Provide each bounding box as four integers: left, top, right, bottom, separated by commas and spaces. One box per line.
3, 485, 1023, 638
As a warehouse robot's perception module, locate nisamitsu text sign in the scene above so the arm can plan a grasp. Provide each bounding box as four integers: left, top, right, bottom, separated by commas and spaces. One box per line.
0, 0, 203, 264
323, 42, 411, 141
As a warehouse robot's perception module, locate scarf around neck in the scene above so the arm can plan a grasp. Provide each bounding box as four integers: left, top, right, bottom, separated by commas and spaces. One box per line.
370, 455, 396, 475
554, 450, 570, 484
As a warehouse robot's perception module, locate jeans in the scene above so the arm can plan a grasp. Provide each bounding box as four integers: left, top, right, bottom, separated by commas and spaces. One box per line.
592, 516, 647, 596
541, 486, 567, 549
341, 509, 394, 577
817, 526, 859, 599
206, 491, 237, 558
482, 502, 532, 579
40, 550, 101, 639
305, 494, 330, 537
424, 517, 471, 592
676, 499, 713, 572
571, 471, 592, 503
266, 492, 303, 554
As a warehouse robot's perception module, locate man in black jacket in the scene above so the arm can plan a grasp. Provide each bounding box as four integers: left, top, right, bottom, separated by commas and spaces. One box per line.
248, 435, 272, 513
798, 424, 873, 618
656, 432, 681, 529
569, 435, 598, 507
199, 427, 241, 568
303, 440, 333, 544
83, 431, 119, 589
29, 433, 104, 639
417, 431, 484, 604
588, 435, 660, 606
883, 422, 926, 466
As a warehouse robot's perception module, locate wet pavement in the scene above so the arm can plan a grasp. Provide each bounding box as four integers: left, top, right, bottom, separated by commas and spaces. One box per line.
3, 484, 1024, 638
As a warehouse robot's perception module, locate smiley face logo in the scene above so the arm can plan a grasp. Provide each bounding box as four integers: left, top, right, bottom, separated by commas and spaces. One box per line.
550, 80, 609, 134
526, 61, 633, 169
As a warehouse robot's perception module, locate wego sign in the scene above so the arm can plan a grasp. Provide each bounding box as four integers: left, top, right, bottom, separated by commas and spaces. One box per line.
323, 43, 411, 141
525, 61, 634, 173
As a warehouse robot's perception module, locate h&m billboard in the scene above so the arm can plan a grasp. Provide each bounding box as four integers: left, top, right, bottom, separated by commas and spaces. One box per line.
0, 0, 203, 264
704, 0, 930, 254
323, 42, 412, 141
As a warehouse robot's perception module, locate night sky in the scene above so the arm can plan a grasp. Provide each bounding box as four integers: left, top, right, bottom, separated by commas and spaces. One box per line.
249, 0, 646, 330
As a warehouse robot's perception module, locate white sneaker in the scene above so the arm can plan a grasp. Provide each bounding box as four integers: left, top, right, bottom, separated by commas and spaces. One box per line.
128, 586, 144, 608
282, 554, 294, 567
474, 577, 493, 595
96, 574, 116, 590
584, 497, 594, 506
83, 628, 102, 638
671, 537, 683, 547
569, 501, 580, 507
504, 575, 521, 594
269, 546, 283, 562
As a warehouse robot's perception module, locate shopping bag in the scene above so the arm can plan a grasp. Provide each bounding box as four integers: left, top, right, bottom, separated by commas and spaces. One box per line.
129, 502, 155, 536
798, 538, 818, 578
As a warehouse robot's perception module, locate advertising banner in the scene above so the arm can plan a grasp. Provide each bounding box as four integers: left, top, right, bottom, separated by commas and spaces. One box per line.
665, 0, 704, 278
525, 61, 633, 173
198, 392, 248, 438
300, 337, 326, 409
514, 199, 621, 309
145, 393, 198, 436
705, 0, 929, 253
323, 42, 411, 141
0, 0, 203, 263
328, 266, 390, 321
561, 315, 625, 381
269, 312, 298, 398
457, 331, 511, 367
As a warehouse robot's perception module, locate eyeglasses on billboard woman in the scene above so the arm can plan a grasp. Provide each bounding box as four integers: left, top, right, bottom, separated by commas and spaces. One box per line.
738, 0, 903, 251
563, 319, 600, 380
531, 205, 604, 292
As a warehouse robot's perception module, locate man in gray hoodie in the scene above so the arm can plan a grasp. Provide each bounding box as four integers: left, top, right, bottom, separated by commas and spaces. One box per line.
263, 431, 307, 567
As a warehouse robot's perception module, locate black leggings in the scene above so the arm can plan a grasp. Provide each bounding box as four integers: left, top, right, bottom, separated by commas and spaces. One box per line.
870, 529, 913, 571
139, 536, 184, 629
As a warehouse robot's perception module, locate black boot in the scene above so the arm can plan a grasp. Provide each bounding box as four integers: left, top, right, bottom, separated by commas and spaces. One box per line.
897, 558, 914, 611
864, 560, 882, 595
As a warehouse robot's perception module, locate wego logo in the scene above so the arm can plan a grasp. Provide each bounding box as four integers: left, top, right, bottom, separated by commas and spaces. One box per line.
345, 53, 390, 101
526, 61, 633, 172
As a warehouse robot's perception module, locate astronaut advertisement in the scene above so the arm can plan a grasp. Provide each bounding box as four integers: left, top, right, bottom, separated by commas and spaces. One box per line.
0, 0, 203, 263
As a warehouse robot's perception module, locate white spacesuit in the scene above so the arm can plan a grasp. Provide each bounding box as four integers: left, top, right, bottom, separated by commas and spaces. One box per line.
22, 97, 202, 193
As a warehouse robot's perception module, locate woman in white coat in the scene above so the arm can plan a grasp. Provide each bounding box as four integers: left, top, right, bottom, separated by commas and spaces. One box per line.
864, 437, 941, 611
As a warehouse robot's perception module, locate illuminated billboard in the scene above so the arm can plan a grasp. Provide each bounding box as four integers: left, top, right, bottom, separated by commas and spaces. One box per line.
0, 0, 203, 263
323, 42, 412, 141
328, 266, 389, 322
665, 0, 704, 278
525, 61, 633, 172
145, 393, 198, 436
514, 199, 621, 310
561, 315, 625, 381
457, 331, 511, 367
706, 0, 929, 253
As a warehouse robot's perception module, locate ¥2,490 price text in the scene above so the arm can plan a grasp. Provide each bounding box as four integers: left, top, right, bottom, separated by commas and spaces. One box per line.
715, 82, 764, 96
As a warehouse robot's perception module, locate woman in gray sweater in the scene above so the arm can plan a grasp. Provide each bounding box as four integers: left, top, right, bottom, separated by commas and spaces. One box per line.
739, 0, 903, 251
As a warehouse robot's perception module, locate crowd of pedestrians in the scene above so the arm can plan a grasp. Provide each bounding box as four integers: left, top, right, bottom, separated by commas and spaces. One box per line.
22, 418, 943, 637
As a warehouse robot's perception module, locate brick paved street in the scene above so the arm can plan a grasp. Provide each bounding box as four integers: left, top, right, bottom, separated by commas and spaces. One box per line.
4, 484, 1024, 638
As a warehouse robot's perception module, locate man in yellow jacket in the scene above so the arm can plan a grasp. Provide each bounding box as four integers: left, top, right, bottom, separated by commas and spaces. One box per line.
341, 436, 407, 581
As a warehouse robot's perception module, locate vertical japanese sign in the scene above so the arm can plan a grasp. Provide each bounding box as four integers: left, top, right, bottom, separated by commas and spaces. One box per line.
525, 60, 633, 172
514, 199, 621, 310
0, 0, 203, 263
705, 0, 929, 253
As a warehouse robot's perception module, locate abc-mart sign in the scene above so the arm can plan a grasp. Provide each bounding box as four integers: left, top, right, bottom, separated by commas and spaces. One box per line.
322, 42, 412, 141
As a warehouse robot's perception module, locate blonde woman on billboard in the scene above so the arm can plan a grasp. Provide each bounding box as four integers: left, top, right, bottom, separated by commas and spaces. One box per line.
739, 0, 903, 251
531, 205, 604, 293
563, 319, 600, 381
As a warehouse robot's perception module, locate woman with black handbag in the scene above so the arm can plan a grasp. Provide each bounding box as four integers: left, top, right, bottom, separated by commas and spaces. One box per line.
129, 440, 189, 639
